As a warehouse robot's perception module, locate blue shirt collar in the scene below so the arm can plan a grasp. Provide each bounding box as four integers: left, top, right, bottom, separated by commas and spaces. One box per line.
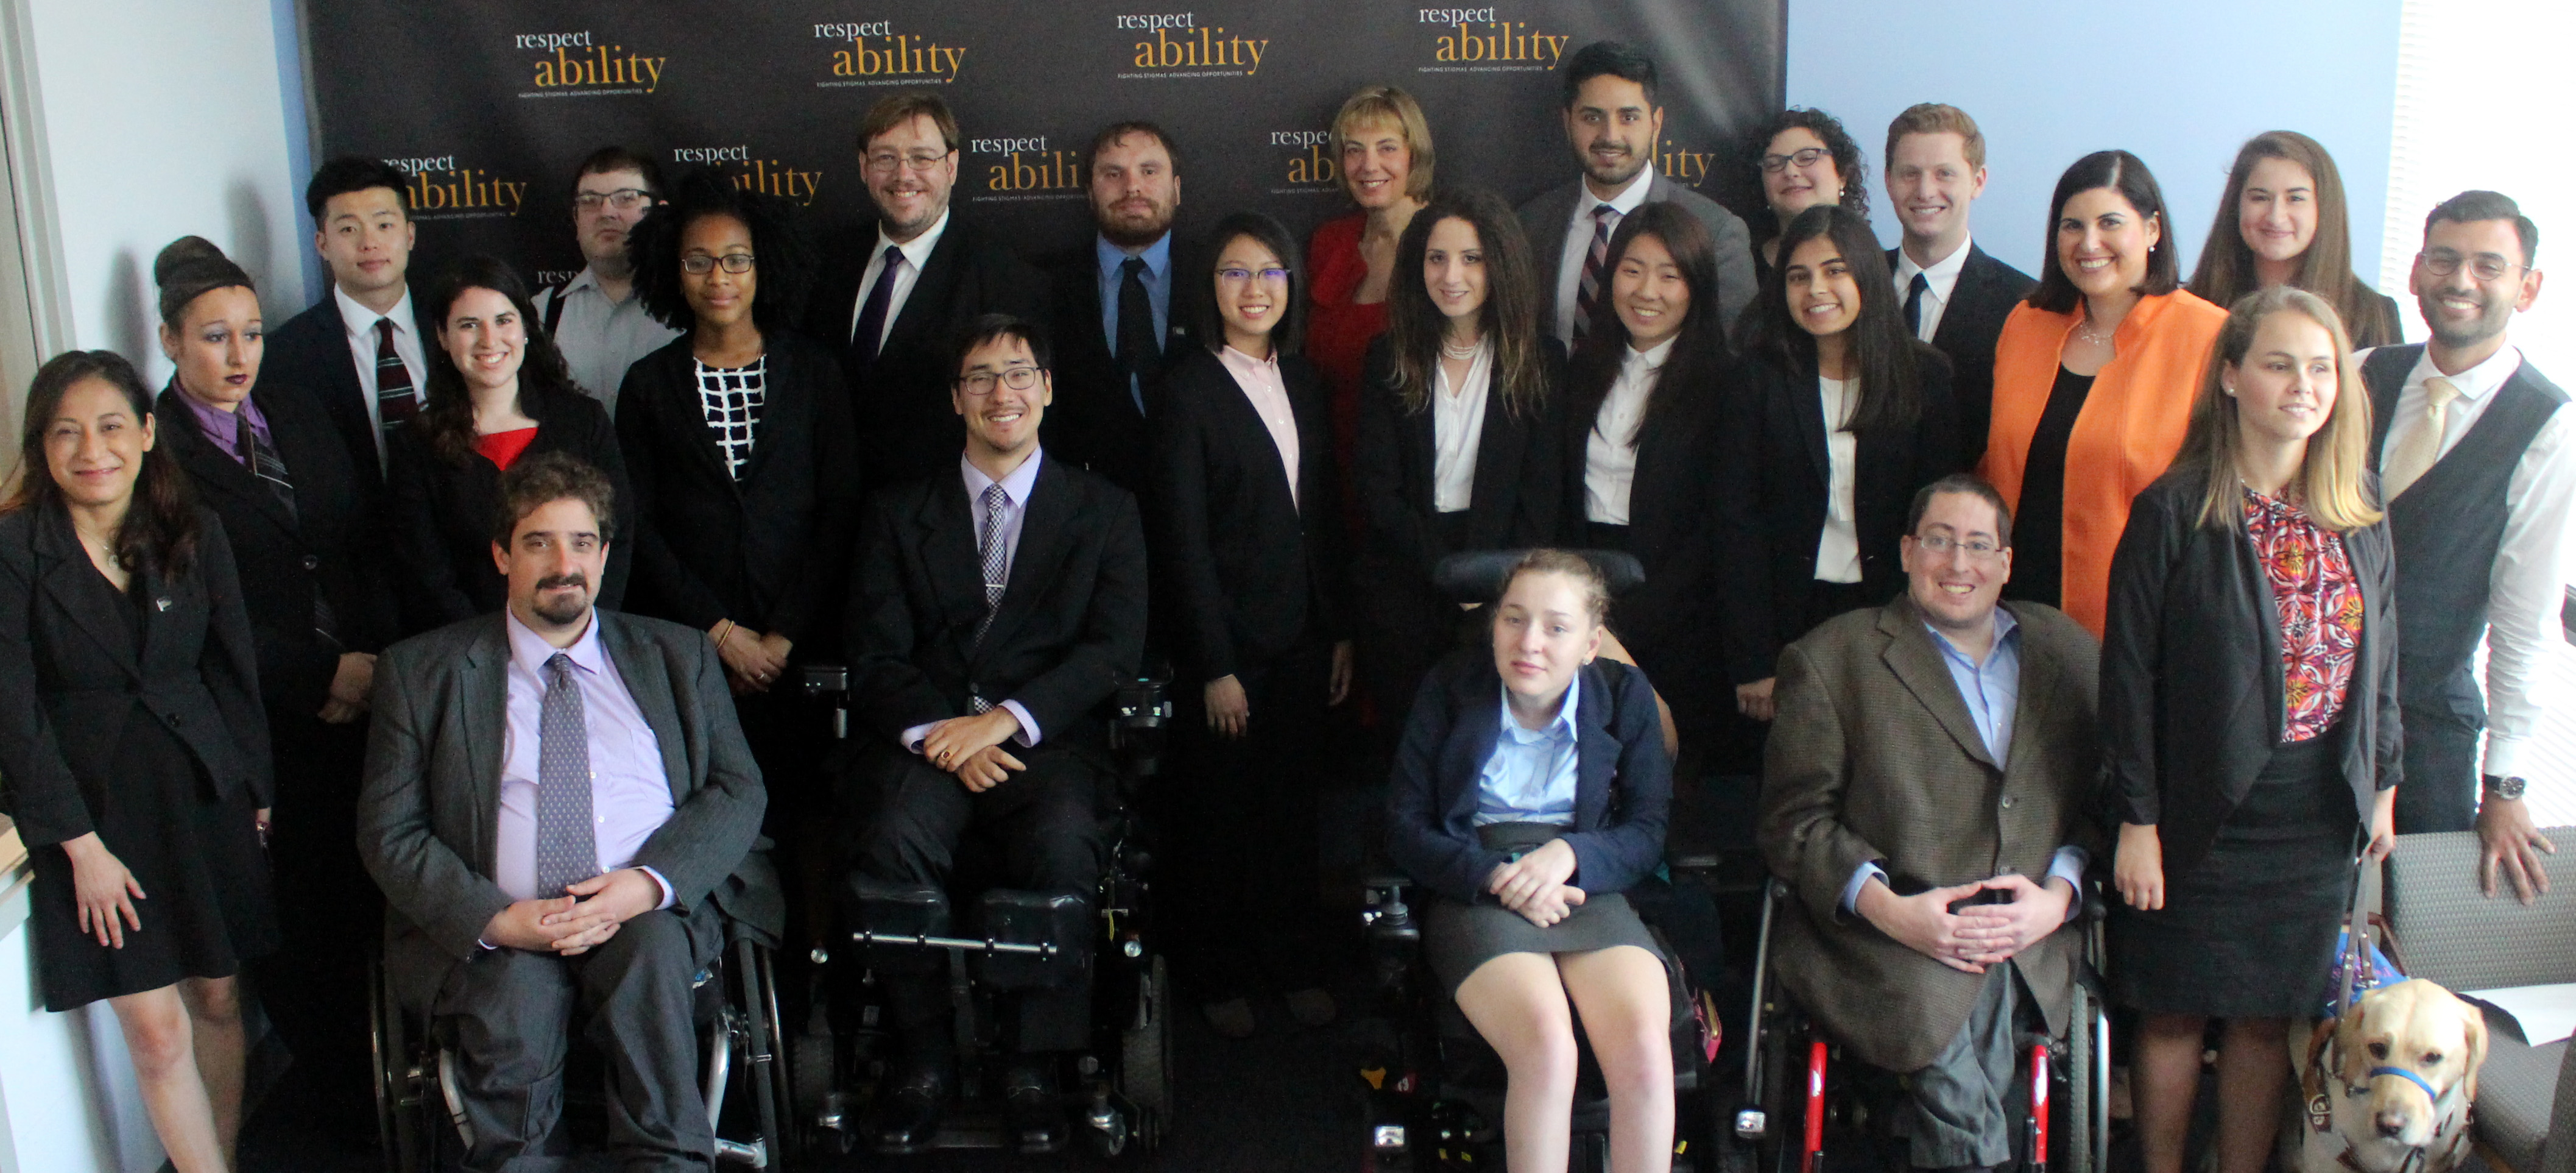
1095, 232, 1172, 282
1924, 605, 2017, 667
961, 445, 1044, 506
1497, 668, 1583, 743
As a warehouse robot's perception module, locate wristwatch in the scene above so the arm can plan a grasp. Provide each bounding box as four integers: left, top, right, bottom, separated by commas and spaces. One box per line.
2485, 774, 2529, 801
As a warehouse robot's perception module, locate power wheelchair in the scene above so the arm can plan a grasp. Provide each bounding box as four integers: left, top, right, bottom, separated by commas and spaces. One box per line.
1355, 547, 1734, 1172
786, 667, 1179, 1159
1727, 877, 2112, 1173
368, 912, 791, 1171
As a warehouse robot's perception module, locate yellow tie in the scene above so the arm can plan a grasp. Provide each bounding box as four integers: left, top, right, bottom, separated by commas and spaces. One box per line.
2382, 376, 2462, 501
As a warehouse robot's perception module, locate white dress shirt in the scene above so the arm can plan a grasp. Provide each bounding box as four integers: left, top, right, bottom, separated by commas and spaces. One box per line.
535, 267, 682, 414
1431, 338, 1493, 512
495, 611, 675, 907
897, 450, 1048, 752
1890, 235, 1974, 344
2362, 342, 2576, 778
849, 207, 952, 349
1584, 337, 1674, 524
1813, 375, 1862, 583
1217, 346, 1303, 507
335, 284, 427, 468
1551, 165, 1658, 347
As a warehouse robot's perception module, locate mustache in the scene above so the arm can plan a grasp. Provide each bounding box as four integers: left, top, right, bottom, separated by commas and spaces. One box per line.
536, 573, 588, 592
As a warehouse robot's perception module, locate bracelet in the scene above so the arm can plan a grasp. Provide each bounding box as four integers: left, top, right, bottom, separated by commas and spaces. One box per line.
713, 619, 735, 649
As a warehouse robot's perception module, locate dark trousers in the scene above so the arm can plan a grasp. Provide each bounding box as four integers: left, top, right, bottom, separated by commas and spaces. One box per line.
852, 745, 1104, 1058
2394, 698, 2482, 834
432, 901, 723, 1173
256, 712, 378, 1123
1167, 642, 1332, 998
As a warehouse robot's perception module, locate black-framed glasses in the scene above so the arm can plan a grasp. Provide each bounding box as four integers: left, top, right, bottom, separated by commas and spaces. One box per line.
2418, 249, 2531, 282
1759, 147, 1829, 174
1913, 533, 2005, 562
1217, 266, 1290, 285
958, 366, 1043, 396
866, 149, 952, 175
572, 188, 653, 212
680, 253, 756, 275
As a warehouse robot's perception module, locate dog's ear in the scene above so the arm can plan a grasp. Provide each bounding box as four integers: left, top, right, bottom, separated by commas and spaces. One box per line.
2461, 998, 2487, 1103
2337, 997, 2376, 1083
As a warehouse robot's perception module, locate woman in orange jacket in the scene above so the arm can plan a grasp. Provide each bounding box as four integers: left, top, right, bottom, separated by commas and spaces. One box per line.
1980, 150, 2226, 636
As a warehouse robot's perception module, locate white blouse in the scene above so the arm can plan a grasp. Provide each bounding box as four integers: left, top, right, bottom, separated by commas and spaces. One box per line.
1431, 339, 1493, 513
1813, 374, 1861, 583
1583, 337, 1675, 525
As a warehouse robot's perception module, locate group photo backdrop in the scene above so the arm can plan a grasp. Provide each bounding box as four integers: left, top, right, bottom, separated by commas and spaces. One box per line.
306, 0, 1784, 283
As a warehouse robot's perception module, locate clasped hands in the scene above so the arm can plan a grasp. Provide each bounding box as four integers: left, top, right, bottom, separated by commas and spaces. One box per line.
479, 868, 663, 955
710, 622, 792, 695
921, 707, 1025, 792
1857, 872, 2072, 974
1486, 838, 1587, 929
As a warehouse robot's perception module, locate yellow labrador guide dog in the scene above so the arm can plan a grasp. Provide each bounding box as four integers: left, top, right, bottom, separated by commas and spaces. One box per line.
2285, 979, 2485, 1173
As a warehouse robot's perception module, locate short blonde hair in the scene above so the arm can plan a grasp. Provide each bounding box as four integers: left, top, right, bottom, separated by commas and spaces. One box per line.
1332, 85, 1436, 202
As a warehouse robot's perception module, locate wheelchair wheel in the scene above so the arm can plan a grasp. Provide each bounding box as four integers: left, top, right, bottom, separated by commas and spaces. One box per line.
1117, 955, 1174, 1152
2065, 981, 2094, 1173
369, 957, 434, 1173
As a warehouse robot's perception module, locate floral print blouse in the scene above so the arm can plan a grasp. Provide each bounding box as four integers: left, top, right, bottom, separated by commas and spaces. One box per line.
2243, 486, 2365, 743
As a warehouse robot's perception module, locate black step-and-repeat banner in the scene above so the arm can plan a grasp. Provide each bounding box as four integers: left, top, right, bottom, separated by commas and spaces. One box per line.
306, 1, 1782, 286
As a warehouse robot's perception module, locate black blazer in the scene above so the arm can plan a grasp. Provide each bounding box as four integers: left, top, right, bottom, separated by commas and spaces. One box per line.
2100, 464, 2402, 880
264, 288, 439, 481
154, 384, 397, 716
1148, 347, 1348, 682
807, 216, 1051, 490
1040, 236, 1207, 495
384, 386, 634, 634
1385, 651, 1670, 904
614, 333, 861, 651
1888, 244, 2035, 468
1355, 335, 1565, 632
1717, 346, 1962, 684
848, 455, 1148, 750
1554, 346, 1729, 696
0, 503, 272, 845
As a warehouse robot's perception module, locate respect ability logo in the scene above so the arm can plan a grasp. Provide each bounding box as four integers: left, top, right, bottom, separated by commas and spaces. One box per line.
674, 144, 825, 207
385, 155, 527, 220
1115, 12, 1268, 79
813, 20, 967, 87
1414, 7, 1567, 73
515, 30, 667, 98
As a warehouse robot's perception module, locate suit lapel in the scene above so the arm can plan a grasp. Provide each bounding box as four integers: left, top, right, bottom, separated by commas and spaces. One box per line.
911, 474, 989, 657
32, 508, 141, 678
1930, 246, 1988, 352
1793, 363, 1832, 487
1876, 601, 1999, 770
735, 344, 800, 486
656, 347, 741, 487
1446, 667, 1506, 823
157, 391, 295, 532
602, 614, 693, 803
1998, 602, 2054, 778
460, 618, 511, 873
976, 456, 1075, 657
886, 225, 969, 355
1464, 391, 1519, 550
1573, 663, 1620, 828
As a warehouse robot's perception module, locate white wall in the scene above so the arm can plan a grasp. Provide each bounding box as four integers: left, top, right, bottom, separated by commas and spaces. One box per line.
17, 0, 308, 384
1785, 0, 2403, 303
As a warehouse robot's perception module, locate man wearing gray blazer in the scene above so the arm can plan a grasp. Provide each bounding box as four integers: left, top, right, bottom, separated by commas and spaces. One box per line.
358, 452, 781, 1172
1760, 475, 2101, 1172
1517, 41, 1757, 348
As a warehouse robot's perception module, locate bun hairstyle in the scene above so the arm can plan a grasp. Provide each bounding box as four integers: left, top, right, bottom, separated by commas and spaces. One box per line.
153, 236, 255, 329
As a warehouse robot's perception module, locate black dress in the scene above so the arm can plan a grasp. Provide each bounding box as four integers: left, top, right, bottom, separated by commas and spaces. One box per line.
2006, 366, 2095, 608
27, 560, 278, 1010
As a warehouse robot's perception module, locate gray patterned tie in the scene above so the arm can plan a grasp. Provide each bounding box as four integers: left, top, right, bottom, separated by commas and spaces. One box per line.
969, 483, 1009, 711
534, 652, 597, 896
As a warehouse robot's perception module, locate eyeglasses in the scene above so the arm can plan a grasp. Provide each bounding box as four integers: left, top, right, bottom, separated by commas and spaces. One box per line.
866, 149, 952, 176
1913, 533, 2005, 562
680, 253, 755, 275
1759, 147, 1830, 174
2418, 249, 2532, 283
957, 366, 1043, 395
572, 188, 653, 213
1218, 267, 1291, 285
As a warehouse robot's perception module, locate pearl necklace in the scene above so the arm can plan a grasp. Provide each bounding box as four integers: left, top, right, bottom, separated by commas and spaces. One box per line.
1441, 337, 1481, 361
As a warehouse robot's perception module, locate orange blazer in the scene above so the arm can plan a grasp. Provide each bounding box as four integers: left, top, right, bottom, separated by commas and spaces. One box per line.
1978, 289, 2226, 636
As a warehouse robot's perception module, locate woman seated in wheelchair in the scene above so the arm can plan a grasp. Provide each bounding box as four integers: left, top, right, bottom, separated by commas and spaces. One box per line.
1386, 548, 1675, 1173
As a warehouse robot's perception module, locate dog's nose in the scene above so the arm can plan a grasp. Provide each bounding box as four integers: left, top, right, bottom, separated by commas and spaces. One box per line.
2376, 1113, 2409, 1139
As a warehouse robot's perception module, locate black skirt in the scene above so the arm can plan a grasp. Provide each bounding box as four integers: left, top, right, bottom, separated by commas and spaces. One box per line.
2108, 729, 2357, 1018
1422, 823, 1663, 996
29, 711, 279, 1011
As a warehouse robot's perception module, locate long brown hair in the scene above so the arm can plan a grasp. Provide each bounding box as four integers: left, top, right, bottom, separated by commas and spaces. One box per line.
1738, 205, 1924, 433
1564, 202, 1727, 441
2, 350, 199, 578
2179, 286, 2382, 532
419, 255, 584, 467
1383, 189, 1548, 420
2189, 132, 2395, 347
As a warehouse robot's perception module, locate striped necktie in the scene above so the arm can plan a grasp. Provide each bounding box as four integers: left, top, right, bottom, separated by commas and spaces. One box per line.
374, 317, 418, 435
1573, 204, 1617, 343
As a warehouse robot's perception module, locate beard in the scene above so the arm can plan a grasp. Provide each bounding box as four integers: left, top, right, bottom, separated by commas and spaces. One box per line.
529, 573, 591, 626
1583, 141, 1648, 188
1098, 204, 1177, 250
2423, 296, 2511, 352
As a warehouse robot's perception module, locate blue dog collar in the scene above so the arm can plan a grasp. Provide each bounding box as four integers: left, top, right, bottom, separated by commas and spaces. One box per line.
2365, 1065, 2444, 1105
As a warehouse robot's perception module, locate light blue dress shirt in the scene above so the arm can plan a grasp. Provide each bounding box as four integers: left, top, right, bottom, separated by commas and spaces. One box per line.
1096, 233, 1173, 414
1474, 673, 1582, 827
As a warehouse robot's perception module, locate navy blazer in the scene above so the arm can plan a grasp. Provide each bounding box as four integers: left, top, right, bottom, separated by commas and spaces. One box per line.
264, 287, 439, 482
1385, 650, 1671, 904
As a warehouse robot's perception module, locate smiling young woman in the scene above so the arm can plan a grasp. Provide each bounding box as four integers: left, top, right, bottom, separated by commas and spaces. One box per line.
2189, 132, 2402, 350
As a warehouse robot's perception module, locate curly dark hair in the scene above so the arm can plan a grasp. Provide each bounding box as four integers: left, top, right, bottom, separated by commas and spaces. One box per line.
628, 168, 816, 334
1751, 107, 1871, 227
418, 255, 586, 467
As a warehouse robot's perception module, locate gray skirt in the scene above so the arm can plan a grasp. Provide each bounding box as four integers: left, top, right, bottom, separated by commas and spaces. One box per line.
1423, 823, 1664, 996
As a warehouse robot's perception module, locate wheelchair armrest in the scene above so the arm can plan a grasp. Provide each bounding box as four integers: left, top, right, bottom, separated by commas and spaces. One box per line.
1109, 677, 1173, 779
800, 664, 849, 697
1361, 876, 1422, 961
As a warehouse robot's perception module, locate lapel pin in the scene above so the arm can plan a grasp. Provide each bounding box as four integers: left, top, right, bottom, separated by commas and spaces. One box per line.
156, 598, 173, 612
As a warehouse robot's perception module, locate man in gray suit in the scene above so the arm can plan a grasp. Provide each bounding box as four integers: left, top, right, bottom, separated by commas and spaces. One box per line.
358, 452, 780, 1172
1760, 473, 2100, 1173
1517, 41, 1757, 348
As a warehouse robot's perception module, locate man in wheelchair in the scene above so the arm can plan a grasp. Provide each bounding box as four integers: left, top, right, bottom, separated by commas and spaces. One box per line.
839, 313, 1149, 1154
356, 453, 783, 1172
1758, 475, 2101, 1172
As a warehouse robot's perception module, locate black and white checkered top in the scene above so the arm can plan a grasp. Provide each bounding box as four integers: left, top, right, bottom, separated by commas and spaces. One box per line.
693, 357, 767, 480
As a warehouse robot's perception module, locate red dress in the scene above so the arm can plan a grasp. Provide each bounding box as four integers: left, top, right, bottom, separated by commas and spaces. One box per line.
1305, 211, 1389, 512
473, 426, 540, 472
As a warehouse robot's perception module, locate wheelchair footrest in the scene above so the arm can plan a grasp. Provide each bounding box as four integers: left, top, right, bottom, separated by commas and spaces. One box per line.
973, 890, 1090, 991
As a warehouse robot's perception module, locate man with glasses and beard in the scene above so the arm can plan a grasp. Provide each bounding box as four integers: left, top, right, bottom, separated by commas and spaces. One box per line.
2357, 190, 2574, 903
358, 452, 780, 1171
531, 147, 680, 414
1042, 121, 1204, 495
1517, 40, 1756, 349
